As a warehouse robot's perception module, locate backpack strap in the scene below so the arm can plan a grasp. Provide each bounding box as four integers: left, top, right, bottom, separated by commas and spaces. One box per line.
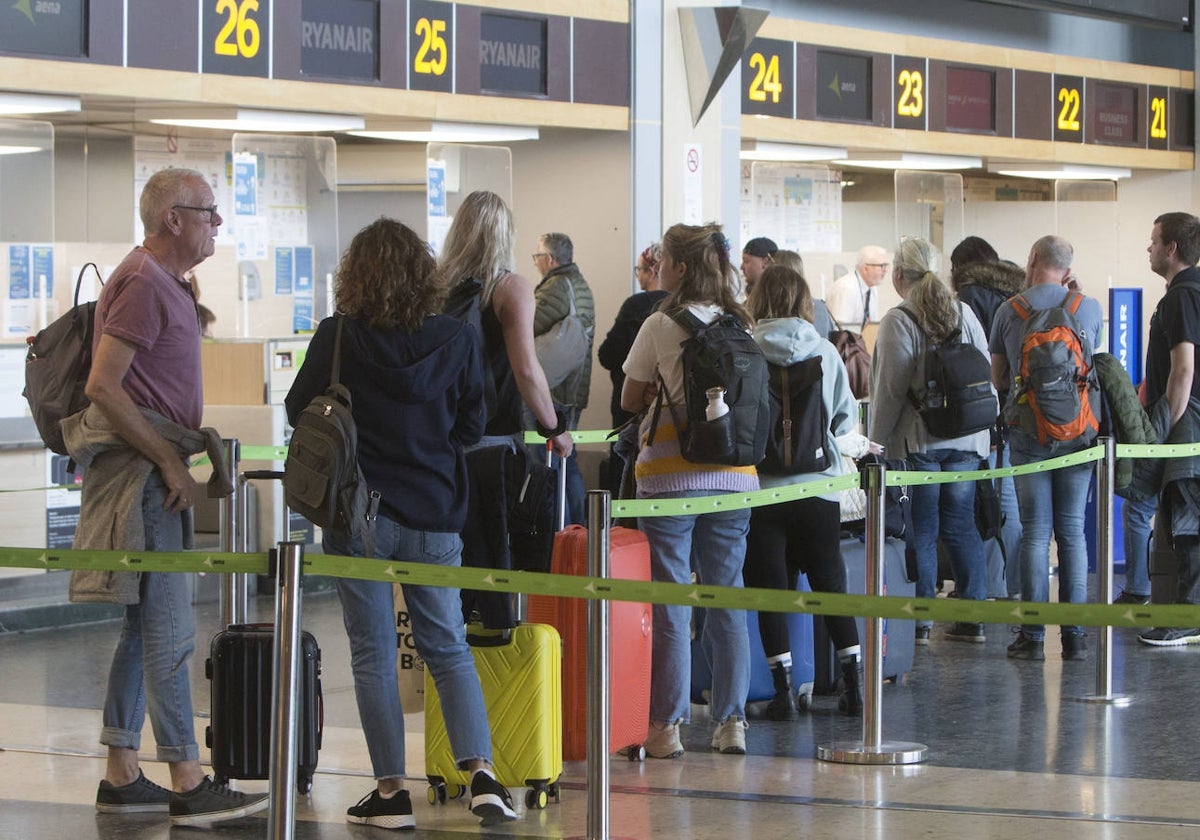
331, 314, 345, 387
1010, 293, 1032, 322
780, 365, 793, 469
1062, 288, 1084, 315
668, 306, 706, 335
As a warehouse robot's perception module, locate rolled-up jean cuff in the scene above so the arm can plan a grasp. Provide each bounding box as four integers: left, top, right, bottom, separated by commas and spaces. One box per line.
100, 725, 140, 751
156, 742, 200, 763
454, 754, 490, 771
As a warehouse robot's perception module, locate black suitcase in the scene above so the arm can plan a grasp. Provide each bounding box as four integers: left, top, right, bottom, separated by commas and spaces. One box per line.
812, 536, 915, 694
205, 623, 323, 793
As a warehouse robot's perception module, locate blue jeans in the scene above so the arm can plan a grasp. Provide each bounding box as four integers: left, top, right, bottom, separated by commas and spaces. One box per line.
1011, 450, 1093, 640
909, 450, 988, 623
101, 472, 198, 762
326, 516, 492, 780
638, 491, 750, 725
990, 447, 1023, 598
1122, 494, 1156, 597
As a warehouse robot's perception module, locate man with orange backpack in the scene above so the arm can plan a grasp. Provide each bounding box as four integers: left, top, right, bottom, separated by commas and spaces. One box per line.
990, 235, 1104, 662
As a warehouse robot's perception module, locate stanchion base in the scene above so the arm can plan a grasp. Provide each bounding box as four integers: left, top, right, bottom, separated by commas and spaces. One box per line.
817, 740, 927, 765
1073, 693, 1133, 706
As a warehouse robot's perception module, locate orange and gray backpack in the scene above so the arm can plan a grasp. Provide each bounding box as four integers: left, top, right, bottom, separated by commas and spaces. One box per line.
1006, 289, 1101, 445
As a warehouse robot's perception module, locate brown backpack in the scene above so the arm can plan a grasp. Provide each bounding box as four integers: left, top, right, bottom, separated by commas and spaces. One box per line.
827, 314, 871, 399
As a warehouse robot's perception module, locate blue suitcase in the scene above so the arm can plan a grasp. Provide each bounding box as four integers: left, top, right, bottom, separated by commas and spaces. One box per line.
812, 536, 914, 694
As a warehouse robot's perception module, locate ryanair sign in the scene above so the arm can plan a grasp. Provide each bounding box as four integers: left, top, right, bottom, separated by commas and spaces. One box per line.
301, 0, 378, 81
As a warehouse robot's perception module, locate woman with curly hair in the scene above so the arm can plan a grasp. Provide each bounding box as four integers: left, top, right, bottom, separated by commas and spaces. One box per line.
286, 218, 516, 830
621, 222, 756, 759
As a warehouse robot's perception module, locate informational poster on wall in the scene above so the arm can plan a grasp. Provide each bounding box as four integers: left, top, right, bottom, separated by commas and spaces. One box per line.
683, 143, 702, 224
133, 136, 232, 245
740, 163, 842, 254
292, 246, 316, 333
5, 243, 54, 336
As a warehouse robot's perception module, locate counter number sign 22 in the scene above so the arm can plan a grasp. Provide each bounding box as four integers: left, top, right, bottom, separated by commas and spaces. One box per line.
414, 17, 448, 76
213, 0, 261, 59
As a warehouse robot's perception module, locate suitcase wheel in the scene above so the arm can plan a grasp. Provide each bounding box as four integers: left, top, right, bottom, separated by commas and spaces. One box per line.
297, 772, 312, 795
213, 772, 228, 787
624, 744, 646, 761
525, 787, 549, 810
426, 779, 462, 806
797, 691, 813, 712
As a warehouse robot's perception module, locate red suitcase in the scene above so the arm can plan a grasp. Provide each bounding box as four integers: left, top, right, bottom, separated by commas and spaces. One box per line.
527, 522, 652, 761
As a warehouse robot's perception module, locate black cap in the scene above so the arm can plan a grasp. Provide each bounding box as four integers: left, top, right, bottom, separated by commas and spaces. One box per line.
743, 237, 778, 258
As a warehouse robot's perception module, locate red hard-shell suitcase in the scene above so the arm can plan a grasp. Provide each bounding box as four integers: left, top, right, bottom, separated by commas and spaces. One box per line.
527, 523, 652, 761
205, 623, 323, 793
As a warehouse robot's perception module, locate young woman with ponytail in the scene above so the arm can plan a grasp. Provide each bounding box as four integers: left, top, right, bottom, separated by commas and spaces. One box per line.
620, 222, 755, 759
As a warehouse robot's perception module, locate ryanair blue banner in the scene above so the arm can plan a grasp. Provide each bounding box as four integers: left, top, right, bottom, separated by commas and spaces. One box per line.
1109, 288, 1143, 383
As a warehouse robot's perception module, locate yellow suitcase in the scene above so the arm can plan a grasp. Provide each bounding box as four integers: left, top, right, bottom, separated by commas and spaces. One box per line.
424, 623, 563, 809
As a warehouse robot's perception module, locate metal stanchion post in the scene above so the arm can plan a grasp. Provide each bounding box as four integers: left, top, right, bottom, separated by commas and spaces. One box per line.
818, 460, 926, 765
585, 490, 611, 840
1077, 436, 1131, 706
267, 541, 303, 840
218, 438, 247, 627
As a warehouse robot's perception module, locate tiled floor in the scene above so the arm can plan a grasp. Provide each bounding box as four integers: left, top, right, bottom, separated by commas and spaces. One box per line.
3, 585, 1200, 839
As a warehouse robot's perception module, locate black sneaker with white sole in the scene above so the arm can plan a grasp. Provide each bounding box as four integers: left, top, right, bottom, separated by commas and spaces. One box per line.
346, 788, 415, 830
168, 776, 269, 827
469, 770, 517, 825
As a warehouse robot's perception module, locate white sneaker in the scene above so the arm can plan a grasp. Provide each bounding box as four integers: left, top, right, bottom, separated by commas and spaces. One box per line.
710, 719, 747, 755
644, 723, 684, 759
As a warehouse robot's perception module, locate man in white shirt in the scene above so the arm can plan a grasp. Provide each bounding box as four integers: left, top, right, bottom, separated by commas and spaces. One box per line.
827, 244, 889, 332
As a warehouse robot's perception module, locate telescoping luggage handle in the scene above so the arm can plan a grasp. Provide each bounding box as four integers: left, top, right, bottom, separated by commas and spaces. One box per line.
546, 440, 568, 532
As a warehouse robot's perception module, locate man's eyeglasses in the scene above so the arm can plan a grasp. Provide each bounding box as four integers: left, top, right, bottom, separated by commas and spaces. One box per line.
865, 262, 889, 269
531, 252, 549, 260
173, 204, 220, 223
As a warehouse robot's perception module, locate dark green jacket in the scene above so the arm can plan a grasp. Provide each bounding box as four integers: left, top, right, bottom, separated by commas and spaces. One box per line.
1092, 352, 1155, 498
534, 262, 595, 410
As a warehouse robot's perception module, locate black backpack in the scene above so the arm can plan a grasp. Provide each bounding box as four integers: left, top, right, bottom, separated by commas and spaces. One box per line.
649, 309, 769, 466
898, 305, 997, 439
23, 263, 104, 455
759, 355, 831, 475
443, 277, 497, 423
284, 316, 373, 537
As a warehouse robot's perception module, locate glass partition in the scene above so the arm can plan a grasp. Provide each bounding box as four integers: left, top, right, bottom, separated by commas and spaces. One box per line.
0, 119, 54, 243
229, 134, 339, 335
894, 170, 964, 258
425, 143, 513, 256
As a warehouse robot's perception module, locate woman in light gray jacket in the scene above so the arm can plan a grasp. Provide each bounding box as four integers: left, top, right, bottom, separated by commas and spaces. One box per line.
745, 265, 863, 718
868, 237, 992, 646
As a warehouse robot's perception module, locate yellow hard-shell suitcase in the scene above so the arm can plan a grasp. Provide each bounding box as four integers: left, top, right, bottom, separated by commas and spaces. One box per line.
424, 623, 563, 809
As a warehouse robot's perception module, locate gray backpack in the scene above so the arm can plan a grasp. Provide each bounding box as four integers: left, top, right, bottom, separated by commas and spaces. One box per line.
284, 316, 376, 537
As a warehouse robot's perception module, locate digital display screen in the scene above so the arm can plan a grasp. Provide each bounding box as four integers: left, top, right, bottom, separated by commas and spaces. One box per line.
816, 50, 872, 123
945, 66, 995, 133
1090, 82, 1137, 145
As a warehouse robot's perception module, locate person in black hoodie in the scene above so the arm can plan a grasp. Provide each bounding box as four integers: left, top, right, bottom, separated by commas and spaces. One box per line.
285, 218, 517, 831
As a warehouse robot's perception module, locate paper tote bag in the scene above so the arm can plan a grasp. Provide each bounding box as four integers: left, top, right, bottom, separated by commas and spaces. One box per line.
535, 278, 589, 388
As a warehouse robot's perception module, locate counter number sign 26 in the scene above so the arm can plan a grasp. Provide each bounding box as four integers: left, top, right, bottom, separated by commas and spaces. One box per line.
213, 0, 261, 59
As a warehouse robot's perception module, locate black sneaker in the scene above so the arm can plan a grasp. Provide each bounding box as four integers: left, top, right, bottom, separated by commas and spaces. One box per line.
1062, 634, 1088, 661
168, 776, 269, 827
1138, 627, 1200, 647
95, 770, 171, 814
944, 622, 986, 643
346, 788, 415, 830
1006, 634, 1045, 661
469, 770, 517, 825
1114, 591, 1151, 606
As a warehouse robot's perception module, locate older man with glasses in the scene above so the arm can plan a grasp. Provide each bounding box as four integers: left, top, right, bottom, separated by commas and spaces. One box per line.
827, 244, 890, 333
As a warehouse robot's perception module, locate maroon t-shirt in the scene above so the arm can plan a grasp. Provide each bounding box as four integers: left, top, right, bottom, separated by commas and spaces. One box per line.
93, 247, 203, 429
